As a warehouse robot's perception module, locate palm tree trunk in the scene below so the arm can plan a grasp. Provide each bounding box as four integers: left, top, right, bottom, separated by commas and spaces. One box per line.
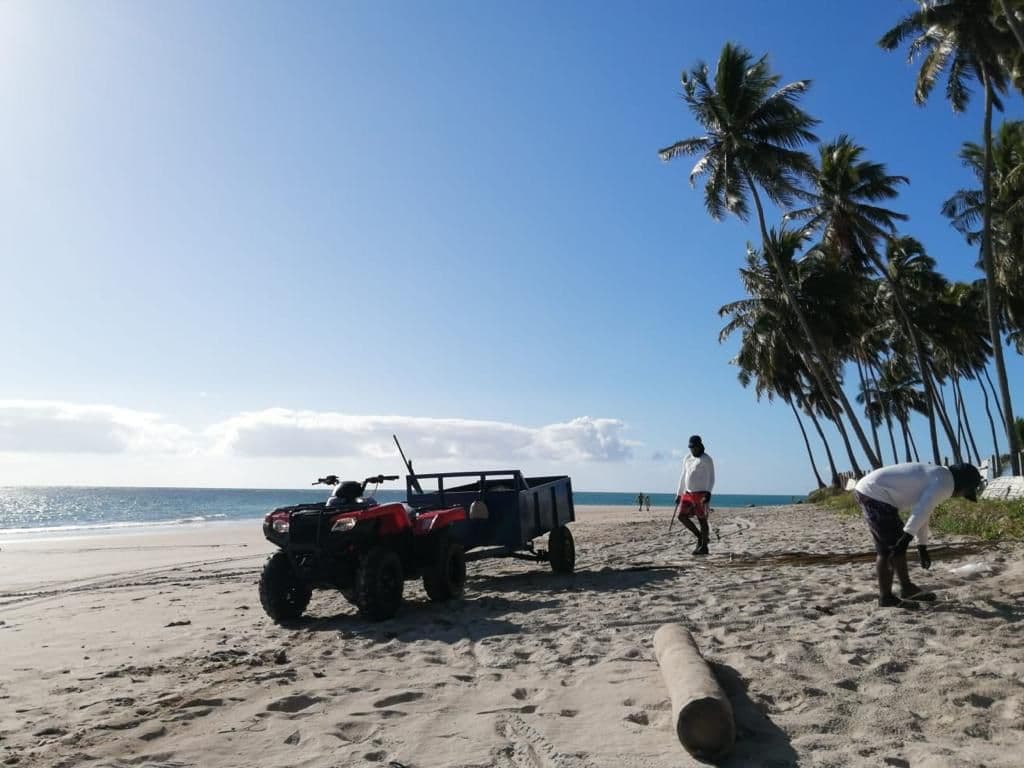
869, 252, 943, 464
789, 398, 825, 489
908, 425, 920, 462
806, 405, 841, 487
952, 374, 966, 456
871, 361, 899, 464
900, 417, 913, 462
983, 365, 1007, 427
868, 360, 898, 464
1000, 0, 1024, 54
746, 176, 880, 470
857, 358, 883, 463
978, 377, 1002, 475
932, 379, 961, 463
954, 376, 982, 465
981, 74, 1022, 476
928, 369, 963, 462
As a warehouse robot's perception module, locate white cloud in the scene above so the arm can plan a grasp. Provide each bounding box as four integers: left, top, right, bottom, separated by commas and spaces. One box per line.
206, 409, 636, 463
0, 400, 193, 454
0, 401, 637, 465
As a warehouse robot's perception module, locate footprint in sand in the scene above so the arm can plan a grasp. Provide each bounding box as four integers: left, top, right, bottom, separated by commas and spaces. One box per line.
331, 721, 378, 743
955, 693, 995, 708
624, 711, 650, 726
266, 694, 322, 713
372, 691, 424, 708
870, 659, 908, 677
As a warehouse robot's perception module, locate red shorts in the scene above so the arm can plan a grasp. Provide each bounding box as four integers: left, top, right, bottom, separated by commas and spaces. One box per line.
677, 492, 708, 520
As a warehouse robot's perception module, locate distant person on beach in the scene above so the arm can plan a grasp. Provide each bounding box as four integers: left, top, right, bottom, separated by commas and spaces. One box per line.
675, 435, 715, 555
644, 494, 651, 511
854, 462, 983, 609
636, 493, 644, 511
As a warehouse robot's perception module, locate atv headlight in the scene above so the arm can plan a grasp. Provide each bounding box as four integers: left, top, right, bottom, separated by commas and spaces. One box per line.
331, 517, 357, 533
272, 518, 290, 533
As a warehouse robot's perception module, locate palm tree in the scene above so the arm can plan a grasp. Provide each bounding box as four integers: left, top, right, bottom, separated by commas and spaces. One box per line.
876, 356, 929, 462
720, 230, 865, 480
932, 282, 993, 464
881, 0, 1021, 474
786, 135, 957, 465
943, 121, 1024, 355
659, 42, 881, 469
999, 0, 1024, 54
786, 135, 909, 268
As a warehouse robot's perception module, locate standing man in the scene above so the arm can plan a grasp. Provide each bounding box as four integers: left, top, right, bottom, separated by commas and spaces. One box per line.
854, 462, 983, 609
675, 435, 715, 555
637, 493, 644, 512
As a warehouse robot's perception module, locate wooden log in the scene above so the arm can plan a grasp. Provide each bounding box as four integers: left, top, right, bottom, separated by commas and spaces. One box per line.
653, 623, 735, 761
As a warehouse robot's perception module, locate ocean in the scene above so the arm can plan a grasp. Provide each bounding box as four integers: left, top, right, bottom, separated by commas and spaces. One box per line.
0, 486, 805, 537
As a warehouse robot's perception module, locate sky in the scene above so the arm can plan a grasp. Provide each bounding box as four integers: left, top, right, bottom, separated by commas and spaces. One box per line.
1, 0, 1022, 494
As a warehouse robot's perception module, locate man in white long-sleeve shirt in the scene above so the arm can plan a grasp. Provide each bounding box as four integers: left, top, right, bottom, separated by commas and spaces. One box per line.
675, 435, 715, 555
854, 461, 982, 609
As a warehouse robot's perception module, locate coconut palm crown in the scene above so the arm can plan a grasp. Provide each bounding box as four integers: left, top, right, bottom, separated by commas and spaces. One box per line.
658, 42, 819, 221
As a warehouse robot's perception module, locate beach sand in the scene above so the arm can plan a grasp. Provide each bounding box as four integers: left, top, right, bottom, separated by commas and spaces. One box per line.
2, 504, 1023, 767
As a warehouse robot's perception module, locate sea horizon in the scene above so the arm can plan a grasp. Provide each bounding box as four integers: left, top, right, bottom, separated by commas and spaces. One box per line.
0, 485, 806, 537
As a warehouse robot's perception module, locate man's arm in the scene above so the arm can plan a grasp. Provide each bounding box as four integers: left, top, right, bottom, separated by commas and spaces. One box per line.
903, 477, 948, 546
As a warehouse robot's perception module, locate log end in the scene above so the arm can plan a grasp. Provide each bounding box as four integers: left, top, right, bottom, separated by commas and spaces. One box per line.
677, 696, 735, 761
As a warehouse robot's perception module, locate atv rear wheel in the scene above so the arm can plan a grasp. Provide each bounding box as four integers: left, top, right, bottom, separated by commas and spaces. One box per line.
259, 551, 312, 622
355, 547, 404, 621
548, 525, 575, 574
423, 537, 466, 602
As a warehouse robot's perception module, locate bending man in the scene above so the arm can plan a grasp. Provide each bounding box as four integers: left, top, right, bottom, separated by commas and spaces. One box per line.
854, 462, 982, 609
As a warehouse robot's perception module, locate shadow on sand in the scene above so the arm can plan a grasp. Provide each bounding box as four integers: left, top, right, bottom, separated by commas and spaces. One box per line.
466, 563, 681, 595
279, 565, 679, 642
710, 662, 799, 768
929, 596, 1024, 623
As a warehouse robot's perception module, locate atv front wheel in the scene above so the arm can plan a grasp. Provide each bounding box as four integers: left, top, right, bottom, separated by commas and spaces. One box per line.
548, 526, 575, 574
259, 551, 312, 622
423, 537, 466, 602
356, 547, 404, 621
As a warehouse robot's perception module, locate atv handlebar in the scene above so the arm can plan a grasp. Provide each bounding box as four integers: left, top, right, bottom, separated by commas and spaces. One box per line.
313, 474, 398, 489
362, 474, 399, 489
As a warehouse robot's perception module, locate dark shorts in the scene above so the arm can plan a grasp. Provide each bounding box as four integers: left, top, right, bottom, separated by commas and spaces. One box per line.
854, 491, 904, 555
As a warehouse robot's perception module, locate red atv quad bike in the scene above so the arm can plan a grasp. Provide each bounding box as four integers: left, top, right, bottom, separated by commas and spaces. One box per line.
259, 474, 467, 622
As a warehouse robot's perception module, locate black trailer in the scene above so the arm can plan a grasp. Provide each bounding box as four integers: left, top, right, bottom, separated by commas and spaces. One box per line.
406, 470, 576, 572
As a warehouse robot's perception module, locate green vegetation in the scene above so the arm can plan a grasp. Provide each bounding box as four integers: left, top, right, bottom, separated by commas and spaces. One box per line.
813, 491, 1024, 541
661, 1, 1024, 486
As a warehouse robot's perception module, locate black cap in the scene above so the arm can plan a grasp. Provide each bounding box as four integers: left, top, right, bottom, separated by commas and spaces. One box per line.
688, 435, 703, 447
948, 463, 982, 502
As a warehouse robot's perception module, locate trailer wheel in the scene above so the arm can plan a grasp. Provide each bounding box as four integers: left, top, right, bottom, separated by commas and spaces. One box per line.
423, 537, 466, 602
356, 547, 404, 621
548, 526, 575, 574
259, 552, 312, 622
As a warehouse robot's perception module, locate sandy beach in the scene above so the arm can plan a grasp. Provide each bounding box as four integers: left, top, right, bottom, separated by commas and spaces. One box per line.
2, 503, 1023, 768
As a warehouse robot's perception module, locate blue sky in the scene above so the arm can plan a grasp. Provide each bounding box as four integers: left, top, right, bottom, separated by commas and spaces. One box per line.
1, 1, 1021, 494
